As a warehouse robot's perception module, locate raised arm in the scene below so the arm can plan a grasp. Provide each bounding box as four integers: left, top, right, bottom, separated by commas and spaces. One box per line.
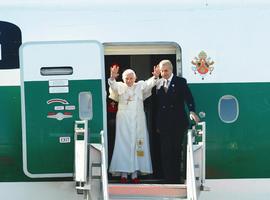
108, 64, 121, 101
110, 64, 119, 81
143, 65, 160, 89
141, 66, 160, 99
152, 65, 160, 79
108, 64, 120, 91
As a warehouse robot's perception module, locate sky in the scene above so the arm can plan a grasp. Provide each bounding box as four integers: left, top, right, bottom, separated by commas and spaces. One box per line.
0, 0, 270, 7
0, 0, 269, 13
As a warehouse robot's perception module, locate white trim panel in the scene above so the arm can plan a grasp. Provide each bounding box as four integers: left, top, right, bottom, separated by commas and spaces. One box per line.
0, 69, 20, 86
20, 40, 103, 81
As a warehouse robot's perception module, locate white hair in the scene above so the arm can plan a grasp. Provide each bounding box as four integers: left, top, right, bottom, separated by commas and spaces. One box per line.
122, 69, 136, 80
159, 60, 173, 71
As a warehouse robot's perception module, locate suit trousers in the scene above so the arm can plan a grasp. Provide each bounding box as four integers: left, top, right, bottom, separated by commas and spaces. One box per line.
159, 131, 184, 183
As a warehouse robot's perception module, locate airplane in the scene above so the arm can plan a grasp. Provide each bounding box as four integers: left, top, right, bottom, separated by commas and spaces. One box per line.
0, 0, 270, 199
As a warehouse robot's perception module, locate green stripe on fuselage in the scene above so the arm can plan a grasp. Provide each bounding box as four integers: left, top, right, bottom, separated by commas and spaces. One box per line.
0, 86, 25, 181
1, 82, 269, 180
190, 82, 270, 179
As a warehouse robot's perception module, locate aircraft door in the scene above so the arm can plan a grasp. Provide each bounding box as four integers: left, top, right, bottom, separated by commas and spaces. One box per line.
20, 41, 105, 178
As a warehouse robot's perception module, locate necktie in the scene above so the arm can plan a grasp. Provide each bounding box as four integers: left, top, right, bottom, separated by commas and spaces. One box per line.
164, 80, 169, 93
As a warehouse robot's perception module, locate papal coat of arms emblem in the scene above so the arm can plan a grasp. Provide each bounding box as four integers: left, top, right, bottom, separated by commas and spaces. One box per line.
191, 51, 214, 80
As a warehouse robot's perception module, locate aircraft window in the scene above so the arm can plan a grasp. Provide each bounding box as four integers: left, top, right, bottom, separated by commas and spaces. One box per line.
79, 92, 93, 120
218, 95, 239, 123
40, 66, 73, 76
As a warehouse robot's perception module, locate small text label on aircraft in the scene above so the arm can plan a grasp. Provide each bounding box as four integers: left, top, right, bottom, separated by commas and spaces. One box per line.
54, 106, 64, 110
49, 79, 68, 87
65, 105, 76, 110
49, 86, 69, 94
59, 137, 71, 143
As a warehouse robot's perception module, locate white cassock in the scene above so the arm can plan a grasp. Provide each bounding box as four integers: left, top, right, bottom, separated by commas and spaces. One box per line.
108, 77, 157, 175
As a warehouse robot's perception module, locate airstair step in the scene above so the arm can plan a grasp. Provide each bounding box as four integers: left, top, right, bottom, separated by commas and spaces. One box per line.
109, 184, 187, 199
110, 197, 187, 200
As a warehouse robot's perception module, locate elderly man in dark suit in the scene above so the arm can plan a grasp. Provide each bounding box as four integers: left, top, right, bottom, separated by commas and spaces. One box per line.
155, 59, 199, 183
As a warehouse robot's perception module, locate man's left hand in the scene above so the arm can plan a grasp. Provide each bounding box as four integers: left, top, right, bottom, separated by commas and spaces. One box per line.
190, 111, 200, 124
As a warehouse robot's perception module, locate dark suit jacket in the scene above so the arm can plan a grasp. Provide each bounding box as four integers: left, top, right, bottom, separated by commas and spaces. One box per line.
156, 75, 195, 134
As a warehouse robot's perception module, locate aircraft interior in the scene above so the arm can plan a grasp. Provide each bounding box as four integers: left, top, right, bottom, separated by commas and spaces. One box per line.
104, 53, 187, 183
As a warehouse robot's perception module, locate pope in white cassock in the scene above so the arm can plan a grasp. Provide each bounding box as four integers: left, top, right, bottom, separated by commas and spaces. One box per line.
108, 65, 160, 183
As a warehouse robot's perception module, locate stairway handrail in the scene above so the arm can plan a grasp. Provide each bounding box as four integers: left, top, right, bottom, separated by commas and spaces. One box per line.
186, 128, 198, 200
198, 121, 206, 188
100, 130, 109, 200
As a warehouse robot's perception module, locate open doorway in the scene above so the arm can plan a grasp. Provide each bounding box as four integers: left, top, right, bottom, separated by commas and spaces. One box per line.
104, 42, 181, 183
